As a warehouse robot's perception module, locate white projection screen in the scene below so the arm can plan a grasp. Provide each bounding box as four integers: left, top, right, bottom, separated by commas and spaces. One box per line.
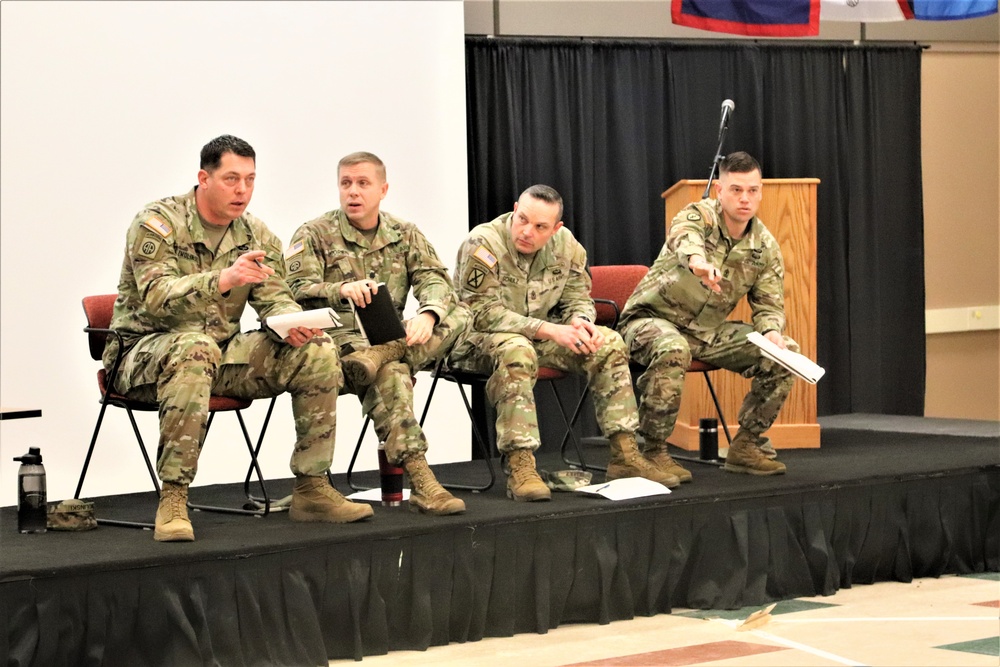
0, 1, 471, 505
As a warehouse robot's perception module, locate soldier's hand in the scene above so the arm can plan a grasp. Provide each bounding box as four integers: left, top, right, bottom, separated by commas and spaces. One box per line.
540, 322, 596, 355
404, 312, 435, 346
763, 329, 787, 350
689, 257, 723, 293
283, 326, 322, 348
340, 279, 378, 307
572, 318, 605, 351
220, 250, 274, 293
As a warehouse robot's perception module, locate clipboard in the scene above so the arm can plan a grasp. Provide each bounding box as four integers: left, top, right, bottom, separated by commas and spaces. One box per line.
353, 284, 406, 345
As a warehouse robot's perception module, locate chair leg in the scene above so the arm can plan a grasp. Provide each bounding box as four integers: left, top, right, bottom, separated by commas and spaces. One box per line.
77, 400, 157, 529
188, 406, 274, 517
671, 372, 728, 467
416, 364, 496, 492
345, 415, 375, 492
243, 397, 287, 512
554, 383, 605, 473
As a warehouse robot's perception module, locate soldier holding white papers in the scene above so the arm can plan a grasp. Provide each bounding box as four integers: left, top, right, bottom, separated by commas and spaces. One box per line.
619, 152, 797, 476
106, 135, 371, 543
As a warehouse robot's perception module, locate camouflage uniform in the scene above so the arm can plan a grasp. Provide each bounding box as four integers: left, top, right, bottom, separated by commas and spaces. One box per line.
105, 188, 342, 485
286, 209, 469, 464
618, 198, 797, 447
450, 213, 639, 453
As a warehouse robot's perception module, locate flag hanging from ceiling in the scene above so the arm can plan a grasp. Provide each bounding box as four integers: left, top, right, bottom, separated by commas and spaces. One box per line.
821, 0, 914, 22
671, 0, 821, 36
911, 0, 997, 20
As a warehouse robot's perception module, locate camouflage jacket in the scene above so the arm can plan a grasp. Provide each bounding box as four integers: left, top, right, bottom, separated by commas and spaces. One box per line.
107, 187, 301, 364
286, 209, 458, 332
619, 197, 786, 341
455, 213, 595, 338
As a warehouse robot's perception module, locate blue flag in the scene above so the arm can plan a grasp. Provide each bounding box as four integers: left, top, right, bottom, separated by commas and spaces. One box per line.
912, 0, 997, 20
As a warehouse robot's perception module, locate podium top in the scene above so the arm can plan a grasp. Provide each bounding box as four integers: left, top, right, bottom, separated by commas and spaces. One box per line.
661, 178, 821, 200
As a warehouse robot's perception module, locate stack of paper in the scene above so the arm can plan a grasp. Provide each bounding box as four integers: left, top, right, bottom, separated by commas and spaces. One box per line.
746, 332, 825, 384
265, 308, 342, 339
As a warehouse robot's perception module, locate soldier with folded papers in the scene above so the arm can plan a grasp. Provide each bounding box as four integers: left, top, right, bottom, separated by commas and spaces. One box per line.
287, 151, 468, 516
618, 151, 798, 476
106, 135, 371, 543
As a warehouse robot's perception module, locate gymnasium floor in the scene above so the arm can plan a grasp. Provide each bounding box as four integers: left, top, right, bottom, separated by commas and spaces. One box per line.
330, 568, 999, 666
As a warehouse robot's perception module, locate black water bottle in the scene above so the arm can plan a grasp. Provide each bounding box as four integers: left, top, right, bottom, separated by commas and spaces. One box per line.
13, 447, 47, 534
699, 418, 719, 461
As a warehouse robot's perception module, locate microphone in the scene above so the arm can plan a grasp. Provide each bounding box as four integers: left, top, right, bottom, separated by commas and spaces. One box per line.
718, 99, 735, 141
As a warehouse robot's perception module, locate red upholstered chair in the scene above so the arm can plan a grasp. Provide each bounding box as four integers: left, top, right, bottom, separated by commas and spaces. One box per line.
559, 265, 732, 471
75, 294, 278, 527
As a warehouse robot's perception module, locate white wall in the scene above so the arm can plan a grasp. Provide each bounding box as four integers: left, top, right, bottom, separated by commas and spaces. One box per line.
0, 1, 471, 507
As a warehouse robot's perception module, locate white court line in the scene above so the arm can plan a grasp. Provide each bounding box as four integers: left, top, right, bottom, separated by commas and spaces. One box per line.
712, 618, 865, 666
777, 616, 998, 623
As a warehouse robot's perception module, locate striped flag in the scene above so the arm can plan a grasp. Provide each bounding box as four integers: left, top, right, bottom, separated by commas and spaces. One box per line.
671, 0, 821, 36
821, 0, 914, 22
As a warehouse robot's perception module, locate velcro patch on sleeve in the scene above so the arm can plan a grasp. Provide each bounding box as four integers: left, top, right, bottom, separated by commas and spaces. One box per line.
472, 245, 497, 268
284, 240, 304, 259
141, 216, 172, 238
136, 235, 162, 259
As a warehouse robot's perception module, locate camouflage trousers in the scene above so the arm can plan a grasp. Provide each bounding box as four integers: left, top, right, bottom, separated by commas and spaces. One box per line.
108, 330, 342, 484
449, 326, 639, 453
620, 318, 797, 447
334, 303, 470, 464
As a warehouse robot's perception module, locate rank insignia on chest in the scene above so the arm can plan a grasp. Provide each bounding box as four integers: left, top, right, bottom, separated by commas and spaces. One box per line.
285, 240, 305, 259
472, 245, 498, 268
142, 216, 172, 238
751, 248, 763, 260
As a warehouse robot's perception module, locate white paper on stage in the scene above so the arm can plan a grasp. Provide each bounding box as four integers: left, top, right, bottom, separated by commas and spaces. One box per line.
265, 308, 342, 339
347, 487, 411, 503
574, 477, 672, 500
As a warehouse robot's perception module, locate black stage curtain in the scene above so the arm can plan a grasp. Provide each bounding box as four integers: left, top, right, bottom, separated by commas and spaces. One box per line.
4, 471, 996, 664
465, 37, 925, 417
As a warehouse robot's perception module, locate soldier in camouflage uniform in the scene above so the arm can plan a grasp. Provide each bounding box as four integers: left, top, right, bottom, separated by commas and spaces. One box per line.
451, 185, 680, 502
287, 152, 467, 516
106, 135, 372, 543
619, 152, 796, 477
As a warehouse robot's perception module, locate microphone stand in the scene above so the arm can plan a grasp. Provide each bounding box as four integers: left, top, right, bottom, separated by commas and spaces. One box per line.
703, 115, 732, 199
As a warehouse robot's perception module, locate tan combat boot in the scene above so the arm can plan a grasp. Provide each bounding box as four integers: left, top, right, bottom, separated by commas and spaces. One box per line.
341, 339, 408, 388
154, 481, 194, 542
289, 475, 374, 523
402, 453, 466, 515
723, 430, 787, 475
505, 449, 552, 502
644, 445, 693, 483
606, 433, 681, 488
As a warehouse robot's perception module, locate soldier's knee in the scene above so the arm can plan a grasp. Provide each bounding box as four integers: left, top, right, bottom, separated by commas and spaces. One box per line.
649, 336, 690, 368
293, 340, 343, 390
168, 333, 221, 370
497, 335, 537, 374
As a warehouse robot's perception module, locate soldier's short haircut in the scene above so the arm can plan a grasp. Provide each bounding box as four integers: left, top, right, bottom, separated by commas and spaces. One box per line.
520, 184, 564, 220
339, 151, 387, 181
719, 151, 762, 176
200, 135, 256, 172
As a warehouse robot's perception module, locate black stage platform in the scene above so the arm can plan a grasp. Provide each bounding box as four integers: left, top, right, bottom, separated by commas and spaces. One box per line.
3, 416, 998, 666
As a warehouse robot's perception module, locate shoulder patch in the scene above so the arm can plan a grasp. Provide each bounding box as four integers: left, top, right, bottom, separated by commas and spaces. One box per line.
472, 245, 497, 268
136, 235, 162, 259
142, 216, 172, 238
687, 211, 702, 222
284, 240, 305, 259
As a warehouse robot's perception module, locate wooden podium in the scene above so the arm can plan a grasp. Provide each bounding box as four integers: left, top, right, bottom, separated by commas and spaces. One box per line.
661, 178, 821, 450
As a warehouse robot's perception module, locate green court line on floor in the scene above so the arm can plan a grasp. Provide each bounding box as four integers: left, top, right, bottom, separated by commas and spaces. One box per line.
677, 599, 837, 621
